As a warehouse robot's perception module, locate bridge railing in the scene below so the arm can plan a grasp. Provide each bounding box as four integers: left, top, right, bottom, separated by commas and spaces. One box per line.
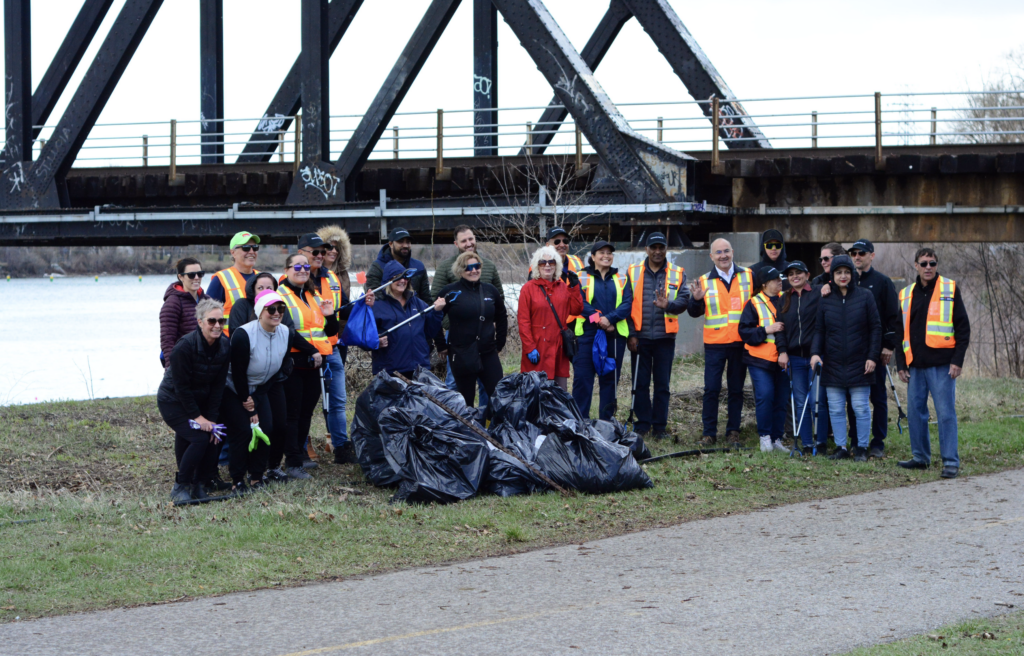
7, 89, 1024, 170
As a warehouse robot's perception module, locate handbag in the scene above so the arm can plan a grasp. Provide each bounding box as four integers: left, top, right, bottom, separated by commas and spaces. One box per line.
449, 286, 484, 378
540, 284, 578, 361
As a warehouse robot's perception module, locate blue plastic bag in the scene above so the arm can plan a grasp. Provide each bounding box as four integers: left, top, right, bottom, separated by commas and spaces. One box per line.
341, 298, 380, 349
592, 329, 616, 377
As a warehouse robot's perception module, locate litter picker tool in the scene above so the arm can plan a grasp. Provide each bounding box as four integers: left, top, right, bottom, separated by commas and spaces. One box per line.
626, 353, 639, 432
795, 364, 819, 449
811, 362, 822, 454
787, 366, 801, 457
393, 372, 571, 497
336, 268, 417, 314
639, 445, 748, 464
884, 366, 907, 435
379, 290, 461, 337
318, 358, 333, 444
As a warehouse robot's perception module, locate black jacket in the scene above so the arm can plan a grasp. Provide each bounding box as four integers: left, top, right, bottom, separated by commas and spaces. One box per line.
738, 293, 784, 370
895, 275, 970, 371
440, 279, 508, 355
774, 284, 823, 359
157, 329, 230, 421
811, 256, 882, 388
856, 267, 901, 351
748, 229, 790, 289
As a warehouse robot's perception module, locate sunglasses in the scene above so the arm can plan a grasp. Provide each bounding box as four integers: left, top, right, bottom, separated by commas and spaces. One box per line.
918, 260, 938, 268
182, 271, 204, 279
303, 249, 326, 257
465, 262, 482, 272
764, 242, 782, 250
291, 264, 311, 272
205, 317, 227, 327
819, 256, 832, 262
551, 238, 570, 246
322, 244, 336, 252
264, 304, 286, 315
237, 245, 259, 253
538, 259, 557, 267
849, 250, 867, 257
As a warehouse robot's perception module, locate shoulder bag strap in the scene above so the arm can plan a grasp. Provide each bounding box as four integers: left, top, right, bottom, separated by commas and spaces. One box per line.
539, 285, 567, 331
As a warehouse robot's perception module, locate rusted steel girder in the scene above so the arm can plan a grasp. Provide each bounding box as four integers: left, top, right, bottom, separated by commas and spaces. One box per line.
492, 0, 692, 203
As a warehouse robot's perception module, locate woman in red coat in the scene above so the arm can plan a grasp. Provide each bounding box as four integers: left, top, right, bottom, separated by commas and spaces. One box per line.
518, 245, 584, 390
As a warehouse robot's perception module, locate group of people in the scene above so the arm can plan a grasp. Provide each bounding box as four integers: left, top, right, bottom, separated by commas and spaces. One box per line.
157, 223, 971, 503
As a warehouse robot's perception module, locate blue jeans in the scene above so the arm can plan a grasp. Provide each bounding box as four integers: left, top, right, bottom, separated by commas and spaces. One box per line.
444, 331, 490, 408
789, 356, 817, 447
849, 370, 888, 450
826, 386, 870, 450
907, 365, 959, 467
631, 337, 676, 434
325, 347, 348, 448
748, 364, 788, 441
572, 332, 626, 420
702, 345, 747, 437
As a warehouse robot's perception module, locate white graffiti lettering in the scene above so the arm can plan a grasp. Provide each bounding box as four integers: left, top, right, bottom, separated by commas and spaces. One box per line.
257, 113, 287, 134
300, 165, 341, 200
200, 111, 208, 130
8, 161, 25, 193
473, 74, 492, 99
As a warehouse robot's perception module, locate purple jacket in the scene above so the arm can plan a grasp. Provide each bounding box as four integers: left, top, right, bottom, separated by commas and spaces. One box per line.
160, 282, 204, 367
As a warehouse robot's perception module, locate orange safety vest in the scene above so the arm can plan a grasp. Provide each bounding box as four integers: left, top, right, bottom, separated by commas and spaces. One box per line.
698, 267, 753, 345
899, 276, 956, 366
744, 292, 779, 363
313, 269, 343, 346
279, 284, 333, 357
212, 266, 258, 337
627, 261, 686, 334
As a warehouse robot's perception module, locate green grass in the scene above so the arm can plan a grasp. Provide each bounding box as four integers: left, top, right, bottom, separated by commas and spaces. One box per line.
843, 610, 1024, 655
1, 377, 1022, 622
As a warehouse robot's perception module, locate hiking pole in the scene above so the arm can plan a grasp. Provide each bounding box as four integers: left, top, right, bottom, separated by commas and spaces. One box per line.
379, 291, 462, 337
626, 351, 639, 432
794, 367, 816, 441
811, 362, 822, 455
318, 357, 332, 445
336, 268, 418, 314
787, 366, 801, 457
884, 366, 907, 435
393, 372, 572, 497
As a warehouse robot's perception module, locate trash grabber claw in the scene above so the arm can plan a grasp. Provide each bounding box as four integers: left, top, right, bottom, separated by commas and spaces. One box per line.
787, 365, 801, 457
336, 268, 418, 313
885, 366, 908, 435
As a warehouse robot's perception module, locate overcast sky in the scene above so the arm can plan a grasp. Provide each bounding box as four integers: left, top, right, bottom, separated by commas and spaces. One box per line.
4, 0, 1023, 162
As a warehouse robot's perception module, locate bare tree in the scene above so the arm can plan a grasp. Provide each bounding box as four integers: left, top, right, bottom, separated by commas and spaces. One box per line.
949, 46, 1024, 144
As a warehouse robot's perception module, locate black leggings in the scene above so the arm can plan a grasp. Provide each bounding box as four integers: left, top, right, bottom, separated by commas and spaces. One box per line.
452, 349, 503, 408
158, 398, 220, 485
221, 383, 286, 482
284, 367, 321, 469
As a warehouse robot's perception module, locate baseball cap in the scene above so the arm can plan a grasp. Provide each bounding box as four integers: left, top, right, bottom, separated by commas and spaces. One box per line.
646, 232, 667, 247
590, 240, 615, 255
546, 226, 569, 241
229, 231, 260, 249
758, 266, 784, 287
850, 239, 875, 254
783, 260, 809, 274
297, 233, 324, 250
253, 290, 285, 318
387, 227, 411, 242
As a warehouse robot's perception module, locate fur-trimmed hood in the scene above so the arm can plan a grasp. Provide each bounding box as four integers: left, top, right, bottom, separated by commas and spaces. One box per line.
317, 224, 352, 271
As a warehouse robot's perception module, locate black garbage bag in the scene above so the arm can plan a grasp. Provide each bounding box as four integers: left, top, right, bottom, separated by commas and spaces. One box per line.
379, 405, 488, 504
411, 366, 484, 425
349, 371, 408, 486
536, 384, 587, 431
485, 422, 547, 497
489, 371, 548, 426
533, 420, 654, 494
591, 418, 652, 461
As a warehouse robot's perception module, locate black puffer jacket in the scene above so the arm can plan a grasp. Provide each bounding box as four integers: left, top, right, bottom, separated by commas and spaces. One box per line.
774, 284, 823, 359
440, 278, 508, 354
157, 329, 231, 421
811, 255, 882, 388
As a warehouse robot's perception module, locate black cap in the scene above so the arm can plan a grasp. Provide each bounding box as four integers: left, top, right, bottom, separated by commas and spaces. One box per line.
387, 227, 411, 242
783, 260, 809, 274
646, 232, 667, 247
590, 240, 615, 255
297, 233, 324, 250
758, 266, 784, 287
850, 239, 874, 253
546, 226, 569, 241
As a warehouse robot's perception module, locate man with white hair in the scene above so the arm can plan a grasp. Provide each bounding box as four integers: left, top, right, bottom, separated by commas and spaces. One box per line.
688, 238, 754, 446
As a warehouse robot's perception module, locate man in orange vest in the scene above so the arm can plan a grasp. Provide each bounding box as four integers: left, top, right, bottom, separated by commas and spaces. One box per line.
688, 237, 755, 446
207, 231, 261, 335
625, 232, 689, 438
895, 247, 970, 479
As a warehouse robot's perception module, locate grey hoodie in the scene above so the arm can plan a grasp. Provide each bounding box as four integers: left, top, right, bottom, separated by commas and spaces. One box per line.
226, 320, 292, 395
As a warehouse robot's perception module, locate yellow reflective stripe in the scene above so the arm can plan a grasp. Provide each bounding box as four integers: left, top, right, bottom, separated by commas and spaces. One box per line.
752, 293, 776, 343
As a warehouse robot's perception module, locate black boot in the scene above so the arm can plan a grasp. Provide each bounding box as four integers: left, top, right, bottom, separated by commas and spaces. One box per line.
852, 446, 868, 462
334, 442, 357, 465
206, 473, 232, 492
191, 482, 210, 501
170, 483, 191, 504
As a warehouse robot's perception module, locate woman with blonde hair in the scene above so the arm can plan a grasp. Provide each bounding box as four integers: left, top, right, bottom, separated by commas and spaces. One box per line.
518, 245, 583, 391
437, 251, 508, 406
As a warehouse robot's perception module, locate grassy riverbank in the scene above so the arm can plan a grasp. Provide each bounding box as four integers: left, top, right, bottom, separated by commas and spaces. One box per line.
844, 609, 1024, 654
1, 375, 1022, 621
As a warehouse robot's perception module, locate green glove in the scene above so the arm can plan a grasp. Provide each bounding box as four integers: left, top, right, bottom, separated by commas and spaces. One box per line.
248, 423, 271, 452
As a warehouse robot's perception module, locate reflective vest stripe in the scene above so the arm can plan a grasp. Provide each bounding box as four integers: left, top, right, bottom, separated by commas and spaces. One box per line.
628, 262, 685, 334
699, 268, 752, 344
316, 270, 343, 346
899, 276, 957, 366
744, 292, 778, 362
575, 271, 629, 337
279, 285, 332, 356
213, 266, 258, 337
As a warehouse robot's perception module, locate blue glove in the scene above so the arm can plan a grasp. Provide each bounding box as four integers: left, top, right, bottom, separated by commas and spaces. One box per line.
528, 349, 540, 364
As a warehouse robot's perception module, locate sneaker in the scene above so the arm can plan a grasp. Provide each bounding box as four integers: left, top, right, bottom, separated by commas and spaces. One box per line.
852, 446, 868, 462
801, 447, 814, 457
815, 443, 829, 455
771, 440, 789, 453
828, 447, 850, 460
698, 435, 717, 447
265, 468, 289, 483
897, 458, 928, 470
170, 483, 191, 504
190, 482, 210, 501
285, 466, 312, 480
231, 481, 250, 496
940, 466, 960, 479
334, 442, 357, 465
868, 446, 885, 459
759, 435, 773, 452
302, 458, 319, 470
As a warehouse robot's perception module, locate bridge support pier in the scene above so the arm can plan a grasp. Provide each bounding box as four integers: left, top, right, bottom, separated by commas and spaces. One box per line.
473, 0, 498, 157
4, 0, 33, 165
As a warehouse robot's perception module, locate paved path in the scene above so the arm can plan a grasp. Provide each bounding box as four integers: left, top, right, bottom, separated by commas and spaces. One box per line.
5, 469, 1024, 656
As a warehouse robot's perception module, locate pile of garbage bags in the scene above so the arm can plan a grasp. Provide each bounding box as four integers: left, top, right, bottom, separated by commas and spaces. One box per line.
350, 369, 653, 503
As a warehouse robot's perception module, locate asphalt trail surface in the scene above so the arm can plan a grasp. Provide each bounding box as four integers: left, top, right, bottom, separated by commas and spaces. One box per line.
5, 469, 1023, 656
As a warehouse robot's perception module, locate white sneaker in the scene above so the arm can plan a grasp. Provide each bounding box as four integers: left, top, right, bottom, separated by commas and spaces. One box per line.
772, 440, 790, 453
759, 435, 772, 452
